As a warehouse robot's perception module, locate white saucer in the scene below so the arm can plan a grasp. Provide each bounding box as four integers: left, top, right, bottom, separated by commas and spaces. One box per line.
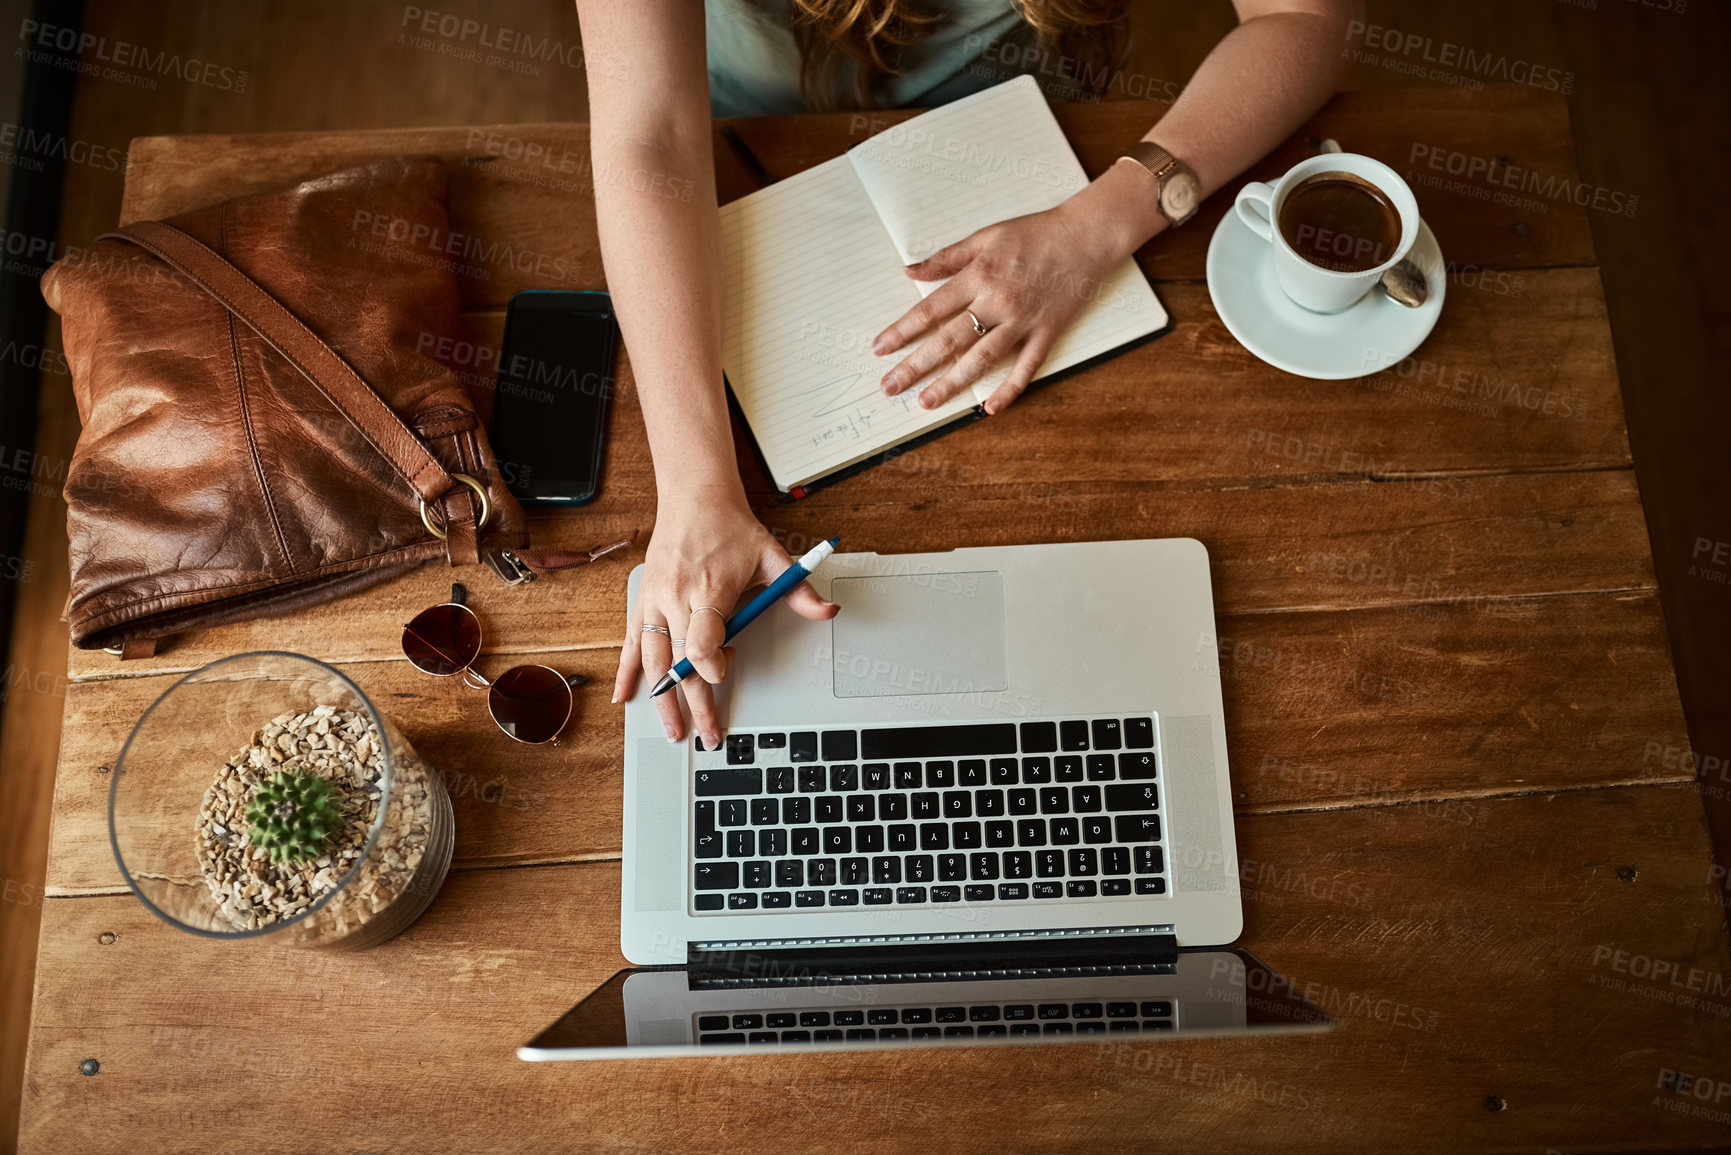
1205, 209, 1445, 380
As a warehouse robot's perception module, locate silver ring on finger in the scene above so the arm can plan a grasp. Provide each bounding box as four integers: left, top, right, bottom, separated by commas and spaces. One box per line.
968, 309, 989, 336
691, 605, 727, 621
640, 624, 670, 636
672, 638, 686, 647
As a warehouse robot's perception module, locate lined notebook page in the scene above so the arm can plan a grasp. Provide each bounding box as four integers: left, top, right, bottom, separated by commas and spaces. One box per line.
719, 157, 982, 490
847, 76, 1168, 404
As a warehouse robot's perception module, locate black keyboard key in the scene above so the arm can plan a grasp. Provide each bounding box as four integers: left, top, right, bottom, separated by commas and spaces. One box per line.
1077, 1021, 1107, 1035
728, 892, 758, 909
758, 732, 787, 750
760, 828, 789, 856
888, 824, 917, 851
1107, 1002, 1138, 1018
975, 789, 1005, 817
943, 790, 973, 818
856, 824, 884, 853
906, 855, 935, 883
800, 1011, 831, 1027
1010, 1023, 1040, 1036
1035, 849, 1066, 878
943, 1025, 974, 1038
1003, 851, 1032, 879
719, 800, 747, 826
750, 798, 779, 825
797, 767, 825, 793
1081, 816, 1112, 845
1054, 756, 1085, 783
863, 763, 891, 790
1101, 878, 1131, 896
977, 1026, 1009, 1038
912, 792, 940, 820
766, 766, 794, 794
989, 758, 1019, 785
952, 822, 982, 849
1068, 848, 1098, 876
959, 759, 988, 787
822, 731, 858, 761
897, 886, 928, 904
695, 862, 738, 890
1021, 757, 1052, 784
931, 885, 961, 902
880, 793, 908, 821
1003, 1004, 1035, 1021
1106, 783, 1160, 811
868, 1009, 899, 1025
745, 861, 772, 888
1039, 787, 1069, 815
1071, 1003, 1102, 1020
1050, 818, 1080, 845
726, 734, 755, 764
1135, 846, 1165, 874
1067, 880, 1098, 898
791, 827, 818, 855
1017, 819, 1047, 847
1091, 719, 1122, 750
795, 889, 825, 906
1043, 1022, 1074, 1036
697, 768, 761, 796
1020, 721, 1058, 753
695, 801, 721, 859
879, 1027, 909, 1040
762, 890, 792, 907
1108, 1022, 1138, 1032
970, 852, 1000, 880
822, 826, 851, 854
790, 732, 819, 762
1059, 720, 1089, 751
1085, 755, 1115, 782
1120, 751, 1157, 779
861, 723, 1018, 759
890, 1008, 927, 1025
828, 888, 860, 906
920, 823, 949, 850
783, 797, 811, 824
841, 857, 868, 885
1103, 846, 1131, 874
894, 762, 922, 789
938, 853, 967, 882
1037, 1003, 1069, 1020
926, 761, 956, 788
969, 1006, 1001, 1022
999, 882, 1029, 899
985, 820, 1015, 848
817, 795, 843, 823
864, 887, 893, 904
813, 1029, 843, 1041
834, 1010, 864, 1026
698, 1015, 729, 1030
809, 859, 837, 887
964, 884, 994, 901
1009, 788, 1037, 815
1136, 877, 1167, 895
830, 765, 858, 792
1141, 1001, 1173, 1017
781, 1029, 812, 1042
1125, 718, 1154, 749
695, 894, 723, 910
1115, 814, 1163, 843
935, 1006, 966, 1024
700, 1033, 745, 1045
776, 860, 804, 887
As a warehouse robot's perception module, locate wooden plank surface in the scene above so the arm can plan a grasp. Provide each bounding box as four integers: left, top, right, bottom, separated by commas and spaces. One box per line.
44, 588, 1690, 894
22, 786, 1731, 1154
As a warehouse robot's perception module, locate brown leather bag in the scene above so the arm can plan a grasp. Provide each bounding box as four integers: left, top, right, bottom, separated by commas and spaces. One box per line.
43, 155, 607, 655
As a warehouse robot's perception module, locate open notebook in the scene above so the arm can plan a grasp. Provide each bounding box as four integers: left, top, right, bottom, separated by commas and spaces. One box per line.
720, 75, 1172, 496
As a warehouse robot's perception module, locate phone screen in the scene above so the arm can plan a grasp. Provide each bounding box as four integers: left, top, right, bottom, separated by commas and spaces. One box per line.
490, 291, 617, 506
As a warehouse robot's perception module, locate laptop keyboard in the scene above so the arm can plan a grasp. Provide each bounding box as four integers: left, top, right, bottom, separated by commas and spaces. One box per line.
694, 999, 1175, 1044
690, 716, 1166, 914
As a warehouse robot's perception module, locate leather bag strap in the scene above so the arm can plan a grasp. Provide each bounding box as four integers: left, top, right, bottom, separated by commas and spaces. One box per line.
100, 221, 458, 505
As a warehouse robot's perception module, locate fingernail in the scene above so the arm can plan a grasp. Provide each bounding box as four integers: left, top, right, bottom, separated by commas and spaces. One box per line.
704, 731, 722, 750
611, 692, 621, 704
919, 392, 936, 409
664, 725, 679, 743
882, 377, 900, 395
872, 337, 888, 355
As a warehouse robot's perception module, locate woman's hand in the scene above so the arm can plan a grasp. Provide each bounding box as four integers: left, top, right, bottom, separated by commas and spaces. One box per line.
614, 492, 838, 748
870, 196, 1136, 415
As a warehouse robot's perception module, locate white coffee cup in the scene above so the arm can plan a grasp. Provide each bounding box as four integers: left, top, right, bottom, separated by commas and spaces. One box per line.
1233, 153, 1420, 314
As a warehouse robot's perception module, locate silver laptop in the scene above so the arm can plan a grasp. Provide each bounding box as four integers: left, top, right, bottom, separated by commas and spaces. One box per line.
618, 538, 1242, 965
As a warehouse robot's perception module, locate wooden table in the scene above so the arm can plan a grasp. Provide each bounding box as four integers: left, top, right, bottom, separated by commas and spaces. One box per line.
20, 86, 1727, 1152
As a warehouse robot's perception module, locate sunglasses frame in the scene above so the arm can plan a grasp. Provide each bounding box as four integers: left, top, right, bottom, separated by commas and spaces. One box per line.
402, 599, 576, 745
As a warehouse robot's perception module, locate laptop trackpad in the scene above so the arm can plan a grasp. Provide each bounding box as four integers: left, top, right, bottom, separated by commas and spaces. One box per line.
830, 571, 1008, 698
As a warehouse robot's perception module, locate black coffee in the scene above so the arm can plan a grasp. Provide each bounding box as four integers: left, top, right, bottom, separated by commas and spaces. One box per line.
1277, 172, 1401, 273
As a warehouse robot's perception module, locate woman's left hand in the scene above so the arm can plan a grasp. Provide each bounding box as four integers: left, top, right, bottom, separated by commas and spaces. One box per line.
870, 201, 1129, 415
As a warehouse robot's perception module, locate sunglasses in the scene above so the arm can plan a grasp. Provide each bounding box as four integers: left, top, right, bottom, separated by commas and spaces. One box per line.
402, 583, 582, 744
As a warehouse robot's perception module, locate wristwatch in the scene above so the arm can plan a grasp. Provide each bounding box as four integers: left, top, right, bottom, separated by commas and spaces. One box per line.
1118, 141, 1201, 228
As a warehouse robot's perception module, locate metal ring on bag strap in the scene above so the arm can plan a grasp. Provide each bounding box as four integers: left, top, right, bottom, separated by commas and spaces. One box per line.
419, 473, 492, 541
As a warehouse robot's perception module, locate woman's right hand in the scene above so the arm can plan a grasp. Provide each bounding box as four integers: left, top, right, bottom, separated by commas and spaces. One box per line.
613, 491, 839, 748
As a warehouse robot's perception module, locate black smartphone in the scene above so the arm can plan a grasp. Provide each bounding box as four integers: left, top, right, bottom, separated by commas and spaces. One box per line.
488, 289, 618, 506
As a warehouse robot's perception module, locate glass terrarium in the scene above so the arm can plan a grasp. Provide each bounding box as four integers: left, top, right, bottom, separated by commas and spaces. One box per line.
110, 651, 454, 950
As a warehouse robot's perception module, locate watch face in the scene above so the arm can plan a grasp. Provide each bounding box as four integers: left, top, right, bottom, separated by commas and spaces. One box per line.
1162, 170, 1201, 222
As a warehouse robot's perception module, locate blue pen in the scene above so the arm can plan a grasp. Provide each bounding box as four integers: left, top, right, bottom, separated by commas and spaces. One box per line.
650, 536, 839, 698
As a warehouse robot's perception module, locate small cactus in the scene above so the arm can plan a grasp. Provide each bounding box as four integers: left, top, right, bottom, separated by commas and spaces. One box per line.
245, 768, 344, 863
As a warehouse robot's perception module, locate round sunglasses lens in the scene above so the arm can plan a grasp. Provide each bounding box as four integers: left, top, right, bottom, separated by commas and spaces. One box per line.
401, 604, 481, 676
488, 666, 572, 744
